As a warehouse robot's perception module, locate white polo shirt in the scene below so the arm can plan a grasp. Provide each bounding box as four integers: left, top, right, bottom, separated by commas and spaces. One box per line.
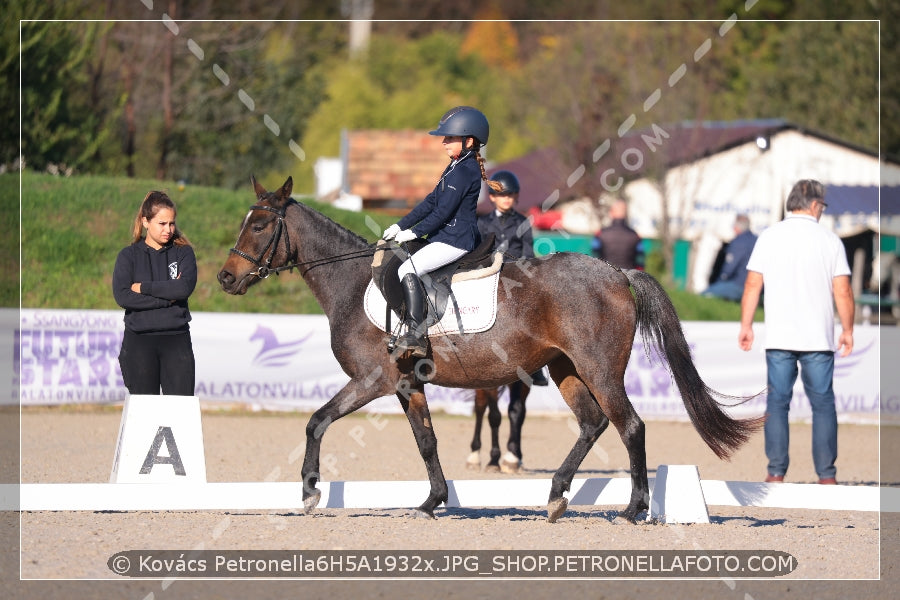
746, 213, 850, 351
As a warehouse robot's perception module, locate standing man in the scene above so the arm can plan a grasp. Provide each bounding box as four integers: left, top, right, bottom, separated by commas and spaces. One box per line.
702, 214, 757, 302
592, 199, 645, 270
738, 179, 854, 485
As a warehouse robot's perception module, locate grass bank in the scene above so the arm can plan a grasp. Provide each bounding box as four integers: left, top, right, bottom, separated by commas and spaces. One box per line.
8, 170, 755, 322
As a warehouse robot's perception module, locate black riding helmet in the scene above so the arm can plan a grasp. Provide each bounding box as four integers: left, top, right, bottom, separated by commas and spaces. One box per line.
488, 170, 520, 195
429, 106, 490, 146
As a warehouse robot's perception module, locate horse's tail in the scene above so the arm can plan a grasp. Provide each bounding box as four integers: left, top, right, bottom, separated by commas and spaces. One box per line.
623, 269, 764, 459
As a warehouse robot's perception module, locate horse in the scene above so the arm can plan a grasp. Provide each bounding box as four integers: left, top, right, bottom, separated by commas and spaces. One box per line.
468, 384, 529, 473
217, 175, 764, 523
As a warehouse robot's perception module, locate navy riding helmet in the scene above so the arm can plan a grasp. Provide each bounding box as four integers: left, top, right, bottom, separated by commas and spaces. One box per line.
488, 170, 520, 195
429, 106, 490, 146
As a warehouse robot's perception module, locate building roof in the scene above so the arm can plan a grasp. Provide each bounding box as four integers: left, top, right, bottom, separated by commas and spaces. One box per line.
344, 130, 449, 214
483, 120, 882, 215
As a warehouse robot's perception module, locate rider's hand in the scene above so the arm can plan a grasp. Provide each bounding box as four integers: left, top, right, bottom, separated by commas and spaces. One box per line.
382, 224, 401, 240
395, 229, 418, 243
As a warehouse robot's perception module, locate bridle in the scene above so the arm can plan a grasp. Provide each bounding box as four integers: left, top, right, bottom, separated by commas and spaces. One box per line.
229, 199, 375, 279
229, 200, 297, 279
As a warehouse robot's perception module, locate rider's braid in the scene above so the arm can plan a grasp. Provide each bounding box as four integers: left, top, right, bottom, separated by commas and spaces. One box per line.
476, 148, 504, 193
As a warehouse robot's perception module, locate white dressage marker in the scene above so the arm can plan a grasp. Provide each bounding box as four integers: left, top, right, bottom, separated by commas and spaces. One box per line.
648, 465, 710, 524
110, 394, 207, 484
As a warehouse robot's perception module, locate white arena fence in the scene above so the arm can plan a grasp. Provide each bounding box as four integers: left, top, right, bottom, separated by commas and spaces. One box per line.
5, 308, 888, 424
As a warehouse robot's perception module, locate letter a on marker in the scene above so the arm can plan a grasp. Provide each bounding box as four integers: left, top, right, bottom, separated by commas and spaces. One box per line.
140, 426, 187, 475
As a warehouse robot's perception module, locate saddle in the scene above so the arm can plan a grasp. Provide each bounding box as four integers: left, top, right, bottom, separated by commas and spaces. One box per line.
371, 234, 502, 334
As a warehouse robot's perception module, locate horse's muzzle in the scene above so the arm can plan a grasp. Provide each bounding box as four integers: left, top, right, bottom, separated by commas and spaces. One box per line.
217, 269, 245, 295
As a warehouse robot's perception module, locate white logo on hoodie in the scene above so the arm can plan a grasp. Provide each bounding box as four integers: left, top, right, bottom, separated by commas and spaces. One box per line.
168, 261, 179, 280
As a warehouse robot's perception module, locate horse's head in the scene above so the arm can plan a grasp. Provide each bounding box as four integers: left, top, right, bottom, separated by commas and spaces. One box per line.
217, 175, 294, 295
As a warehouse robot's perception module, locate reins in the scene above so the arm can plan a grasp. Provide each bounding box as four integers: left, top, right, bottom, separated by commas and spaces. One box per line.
265, 247, 377, 278
229, 200, 375, 279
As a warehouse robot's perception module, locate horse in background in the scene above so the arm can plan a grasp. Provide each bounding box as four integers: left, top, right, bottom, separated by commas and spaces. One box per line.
468, 384, 529, 473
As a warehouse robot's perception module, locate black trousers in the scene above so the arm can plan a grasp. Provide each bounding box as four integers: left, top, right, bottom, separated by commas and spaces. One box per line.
118, 328, 195, 396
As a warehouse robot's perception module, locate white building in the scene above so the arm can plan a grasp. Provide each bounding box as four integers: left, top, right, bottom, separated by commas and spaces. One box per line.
488, 120, 900, 294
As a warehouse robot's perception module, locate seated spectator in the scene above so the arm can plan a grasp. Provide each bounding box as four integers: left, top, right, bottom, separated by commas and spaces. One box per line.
702, 214, 757, 302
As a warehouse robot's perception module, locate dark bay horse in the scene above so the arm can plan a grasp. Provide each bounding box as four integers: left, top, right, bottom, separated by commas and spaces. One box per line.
469, 385, 529, 473
217, 176, 763, 523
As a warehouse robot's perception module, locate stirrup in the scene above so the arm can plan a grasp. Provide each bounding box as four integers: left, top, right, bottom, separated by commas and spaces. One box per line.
386, 334, 398, 352
395, 332, 428, 358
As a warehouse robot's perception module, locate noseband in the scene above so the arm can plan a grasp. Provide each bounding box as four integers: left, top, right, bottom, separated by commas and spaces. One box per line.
229, 201, 295, 279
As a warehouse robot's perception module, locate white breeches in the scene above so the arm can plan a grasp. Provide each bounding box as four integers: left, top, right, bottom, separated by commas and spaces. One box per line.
397, 242, 468, 280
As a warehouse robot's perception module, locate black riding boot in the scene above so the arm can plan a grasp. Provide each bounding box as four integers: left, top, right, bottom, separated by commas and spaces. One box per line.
397, 273, 428, 358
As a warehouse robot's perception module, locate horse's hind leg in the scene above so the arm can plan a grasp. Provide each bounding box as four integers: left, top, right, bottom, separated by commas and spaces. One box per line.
468, 389, 488, 470
501, 382, 529, 473
546, 359, 609, 523
484, 389, 503, 472
398, 380, 448, 518
588, 380, 648, 523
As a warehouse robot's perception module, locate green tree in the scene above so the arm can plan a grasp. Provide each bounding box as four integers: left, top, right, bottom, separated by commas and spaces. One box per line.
8, 5, 104, 171
875, 3, 900, 159
155, 21, 341, 189
0, 6, 21, 167
294, 31, 501, 194
733, 20, 878, 151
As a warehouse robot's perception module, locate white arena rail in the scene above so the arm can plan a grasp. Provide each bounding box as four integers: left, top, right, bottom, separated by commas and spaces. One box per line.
3, 477, 895, 516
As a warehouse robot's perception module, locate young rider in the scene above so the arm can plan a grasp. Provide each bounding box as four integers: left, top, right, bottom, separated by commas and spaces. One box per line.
382, 106, 502, 358
477, 169, 550, 395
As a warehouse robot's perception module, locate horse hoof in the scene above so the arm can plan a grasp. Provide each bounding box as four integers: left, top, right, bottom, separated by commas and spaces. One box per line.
410, 508, 435, 519
499, 452, 521, 474
500, 461, 521, 474
547, 497, 568, 523
613, 512, 638, 525
465, 452, 481, 471
302, 489, 321, 514
484, 464, 501, 474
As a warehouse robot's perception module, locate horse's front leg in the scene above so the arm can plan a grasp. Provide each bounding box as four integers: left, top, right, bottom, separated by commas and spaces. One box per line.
300, 379, 382, 513
397, 377, 448, 518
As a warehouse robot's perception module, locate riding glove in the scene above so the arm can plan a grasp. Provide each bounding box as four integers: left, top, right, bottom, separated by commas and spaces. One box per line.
382, 224, 401, 240
394, 229, 418, 243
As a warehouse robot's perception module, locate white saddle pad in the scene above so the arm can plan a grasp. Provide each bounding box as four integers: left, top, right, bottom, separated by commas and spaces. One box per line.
363, 272, 500, 337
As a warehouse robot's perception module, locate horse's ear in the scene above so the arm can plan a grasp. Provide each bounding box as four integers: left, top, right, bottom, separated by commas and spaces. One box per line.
280, 176, 293, 199
251, 174, 267, 198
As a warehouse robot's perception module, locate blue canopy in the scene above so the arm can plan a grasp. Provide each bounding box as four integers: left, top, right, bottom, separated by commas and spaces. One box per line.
827, 185, 900, 215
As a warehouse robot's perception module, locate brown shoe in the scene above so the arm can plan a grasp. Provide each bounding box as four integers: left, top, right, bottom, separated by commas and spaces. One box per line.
765, 474, 784, 483
818, 477, 837, 485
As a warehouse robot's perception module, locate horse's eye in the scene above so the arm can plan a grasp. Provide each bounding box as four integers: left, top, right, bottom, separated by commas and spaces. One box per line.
252, 224, 265, 233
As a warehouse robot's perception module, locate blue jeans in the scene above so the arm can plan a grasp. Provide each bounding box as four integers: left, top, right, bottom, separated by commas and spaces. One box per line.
764, 350, 837, 479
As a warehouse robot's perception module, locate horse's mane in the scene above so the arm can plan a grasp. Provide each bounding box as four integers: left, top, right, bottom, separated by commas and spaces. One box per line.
294, 199, 374, 250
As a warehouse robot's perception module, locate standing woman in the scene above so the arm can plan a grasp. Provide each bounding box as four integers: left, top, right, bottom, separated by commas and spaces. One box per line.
113, 191, 197, 395
383, 106, 502, 358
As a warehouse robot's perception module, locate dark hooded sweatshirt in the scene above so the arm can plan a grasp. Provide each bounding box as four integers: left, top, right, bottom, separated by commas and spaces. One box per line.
112, 239, 197, 334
